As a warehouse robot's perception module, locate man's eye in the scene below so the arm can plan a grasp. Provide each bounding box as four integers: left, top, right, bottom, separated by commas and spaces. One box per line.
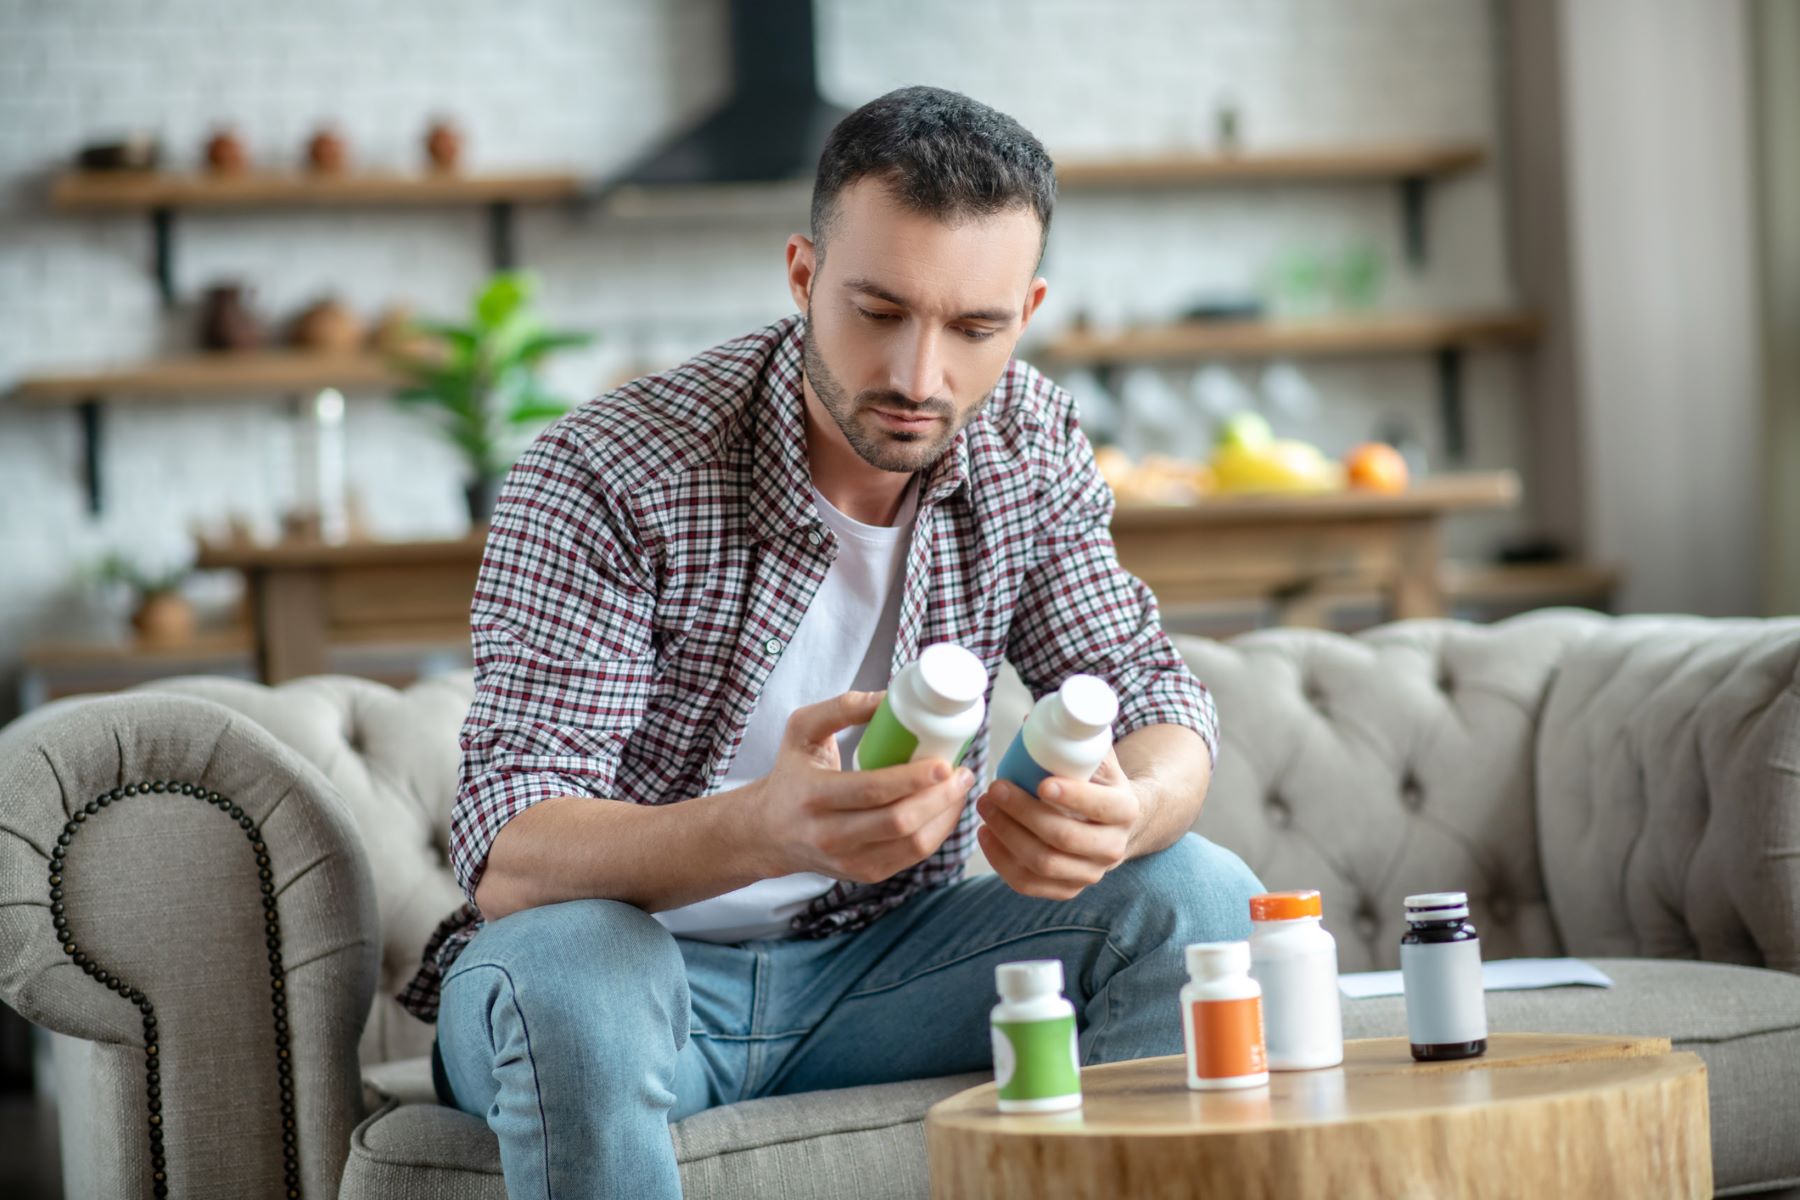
960, 327, 998, 342
857, 308, 899, 323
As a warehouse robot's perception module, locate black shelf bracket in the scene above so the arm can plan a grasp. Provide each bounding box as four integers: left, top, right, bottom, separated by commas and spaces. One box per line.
151, 207, 176, 308
1399, 175, 1428, 266
488, 201, 516, 271
77, 398, 104, 514
1434, 346, 1466, 464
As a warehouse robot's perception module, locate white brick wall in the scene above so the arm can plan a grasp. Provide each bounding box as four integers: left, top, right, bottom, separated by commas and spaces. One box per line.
0, 0, 1526, 717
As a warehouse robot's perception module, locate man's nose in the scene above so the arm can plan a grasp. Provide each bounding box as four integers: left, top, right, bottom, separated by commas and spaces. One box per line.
890, 326, 947, 407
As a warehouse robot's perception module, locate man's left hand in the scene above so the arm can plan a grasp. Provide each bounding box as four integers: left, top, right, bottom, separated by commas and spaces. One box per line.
974, 749, 1142, 900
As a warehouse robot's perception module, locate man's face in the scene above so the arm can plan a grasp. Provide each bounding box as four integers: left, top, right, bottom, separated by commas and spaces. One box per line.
789, 176, 1049, 474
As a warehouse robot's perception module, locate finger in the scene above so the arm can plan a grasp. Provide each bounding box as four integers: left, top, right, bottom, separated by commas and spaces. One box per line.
1035, 775, 1136, 826
979, 782, 1125, 863
978, 799, 1107, 888
978, 824, 1083, 901
836, 769, 973, 843
786, 690, 885, 748
862, 785, 970, 875
824, 758, 960, 811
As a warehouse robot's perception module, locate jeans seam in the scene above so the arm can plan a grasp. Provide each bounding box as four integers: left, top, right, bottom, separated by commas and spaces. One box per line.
841, 925, 1130, 1001
1080, 944, 1134, 1067
441, 963, 553, 1200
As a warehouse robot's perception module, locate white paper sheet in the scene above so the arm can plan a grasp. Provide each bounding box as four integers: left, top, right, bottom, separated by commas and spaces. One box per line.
1337, 957, 1615, 999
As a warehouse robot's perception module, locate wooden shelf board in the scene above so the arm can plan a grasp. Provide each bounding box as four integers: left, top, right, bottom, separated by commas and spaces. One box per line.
1442, 561, 1621, 604
50, 169, 583, 211
11, 351, 404, 403
1040, 311, 1541, 364
1055, 143, 1486, 188
1109, 471, 1521, 527
195, 530, 488, 570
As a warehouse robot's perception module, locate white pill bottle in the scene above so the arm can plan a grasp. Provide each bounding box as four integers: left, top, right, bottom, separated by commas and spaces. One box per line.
1181, 941, 1270, 1090
852, 643, 988, 770
994, 674, 1120, 796
1246, 889, 1345, 1070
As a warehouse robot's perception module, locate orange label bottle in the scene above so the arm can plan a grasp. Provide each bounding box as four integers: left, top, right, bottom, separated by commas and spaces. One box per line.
1182, 942, 1270, 1090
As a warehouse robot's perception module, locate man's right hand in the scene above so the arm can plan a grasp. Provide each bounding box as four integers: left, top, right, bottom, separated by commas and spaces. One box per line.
749, 691, 974, 884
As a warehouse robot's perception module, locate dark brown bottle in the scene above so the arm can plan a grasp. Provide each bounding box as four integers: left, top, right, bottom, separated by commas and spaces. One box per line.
1399, 892, 1487, 1062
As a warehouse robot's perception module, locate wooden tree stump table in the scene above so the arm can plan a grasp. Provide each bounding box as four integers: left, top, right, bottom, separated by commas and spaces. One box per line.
925, 1033, 1710, 1199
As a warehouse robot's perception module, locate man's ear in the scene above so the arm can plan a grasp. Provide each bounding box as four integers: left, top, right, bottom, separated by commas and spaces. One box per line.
1017, 277, 1050, 339
786, 234, 818, 313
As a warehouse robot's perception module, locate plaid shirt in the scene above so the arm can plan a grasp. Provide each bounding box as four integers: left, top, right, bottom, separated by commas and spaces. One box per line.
397, 314, 1219, 1022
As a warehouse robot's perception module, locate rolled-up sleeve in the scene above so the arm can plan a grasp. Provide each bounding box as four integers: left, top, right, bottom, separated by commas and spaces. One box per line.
448, 424, 659, 907
1003, 393, 1220, 764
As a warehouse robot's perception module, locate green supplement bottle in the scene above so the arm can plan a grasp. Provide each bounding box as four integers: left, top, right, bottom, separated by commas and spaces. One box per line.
853, 643, 987, 771
990, 960, 1082, 1113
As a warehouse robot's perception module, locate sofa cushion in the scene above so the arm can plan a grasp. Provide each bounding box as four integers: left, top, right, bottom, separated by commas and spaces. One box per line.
340, 1071, 988, 1200
1342, 958, 1800, 1197
344, 959, 1798, 1199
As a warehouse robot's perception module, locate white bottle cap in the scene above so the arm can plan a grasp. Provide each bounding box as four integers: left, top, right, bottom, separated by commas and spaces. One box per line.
1404, 892, 1471, 921
1185, 940, 1251, 981
1055, 674, 1120, 737
996, 959, 1065, 1002
914, 643, 988, 715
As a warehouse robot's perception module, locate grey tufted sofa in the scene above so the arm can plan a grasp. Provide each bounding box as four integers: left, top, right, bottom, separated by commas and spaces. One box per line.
2, 608, 1799, 1198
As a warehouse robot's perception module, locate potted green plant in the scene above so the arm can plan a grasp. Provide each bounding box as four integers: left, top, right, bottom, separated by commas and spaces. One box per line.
387, 271, 593, 523
93, 550, 196, 645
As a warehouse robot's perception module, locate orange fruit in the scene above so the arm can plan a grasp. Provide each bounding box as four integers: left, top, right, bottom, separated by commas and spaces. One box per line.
1344, 442, 1409, 493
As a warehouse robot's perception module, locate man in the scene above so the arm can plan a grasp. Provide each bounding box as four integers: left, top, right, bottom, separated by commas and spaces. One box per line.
400, 85, 1263, 1198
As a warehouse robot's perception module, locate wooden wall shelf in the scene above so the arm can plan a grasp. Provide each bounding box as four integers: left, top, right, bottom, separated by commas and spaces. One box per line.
50, 169, 581, 211
1040, 311, 1540, 465
11, 351, 400, 405
1054, 142, 1486, 263
1055, 143, 1486, 187
1040, 311, 1540, 365
9, 350, 404, 514
49, 168, 582, 308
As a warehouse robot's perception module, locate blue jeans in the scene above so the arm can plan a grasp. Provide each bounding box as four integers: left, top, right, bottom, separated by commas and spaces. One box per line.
434, 832, 1263, 1199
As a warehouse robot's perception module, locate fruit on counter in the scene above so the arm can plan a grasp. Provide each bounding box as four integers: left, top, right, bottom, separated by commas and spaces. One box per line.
1214, 410, 1274, 454
1343, 441, 1410, 493
1096, 446, 1214, 503
1211, 438, 1341, 494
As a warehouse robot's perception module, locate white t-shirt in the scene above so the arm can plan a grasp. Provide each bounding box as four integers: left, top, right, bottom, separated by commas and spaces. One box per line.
651, 478, 918, 942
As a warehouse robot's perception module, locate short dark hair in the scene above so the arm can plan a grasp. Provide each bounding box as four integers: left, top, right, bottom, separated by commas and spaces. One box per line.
810, 85, 1057, 260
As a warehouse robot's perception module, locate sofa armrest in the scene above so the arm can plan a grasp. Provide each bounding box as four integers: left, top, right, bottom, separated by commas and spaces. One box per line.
0, 689, 379, 1199
1536, 616, 1800, 974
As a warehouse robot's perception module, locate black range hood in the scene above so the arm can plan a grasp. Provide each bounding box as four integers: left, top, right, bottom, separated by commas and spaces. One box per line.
605, 0, 850, 191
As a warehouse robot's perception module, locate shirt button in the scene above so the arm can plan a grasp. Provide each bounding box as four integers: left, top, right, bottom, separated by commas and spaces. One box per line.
806, 528, 823, 547
763, 636, 783, 656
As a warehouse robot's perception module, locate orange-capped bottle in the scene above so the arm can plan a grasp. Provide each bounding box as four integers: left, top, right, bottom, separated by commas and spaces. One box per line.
1247, 889, 1344, 1070
1181, 941, 1269, 1090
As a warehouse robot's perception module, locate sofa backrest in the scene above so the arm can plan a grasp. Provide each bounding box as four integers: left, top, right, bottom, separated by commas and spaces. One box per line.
128, 607, 1800, 1066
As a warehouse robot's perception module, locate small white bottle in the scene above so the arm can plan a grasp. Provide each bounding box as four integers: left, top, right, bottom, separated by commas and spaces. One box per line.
852, 643, 988, 770
990, 960, 1083, 1112
1247, 890, 1344, 1070
1181, 942, 1269, 1090
994, 674, 1120, 799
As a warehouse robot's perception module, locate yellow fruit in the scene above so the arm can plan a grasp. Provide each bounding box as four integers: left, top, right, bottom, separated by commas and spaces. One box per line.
1211, 440, 1341, 493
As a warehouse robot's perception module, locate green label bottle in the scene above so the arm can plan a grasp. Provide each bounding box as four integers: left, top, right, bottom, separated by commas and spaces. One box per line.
991, 960, 1082, 1112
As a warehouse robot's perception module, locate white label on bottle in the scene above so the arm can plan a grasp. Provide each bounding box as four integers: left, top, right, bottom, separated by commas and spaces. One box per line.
1400, 939, 1487, 1046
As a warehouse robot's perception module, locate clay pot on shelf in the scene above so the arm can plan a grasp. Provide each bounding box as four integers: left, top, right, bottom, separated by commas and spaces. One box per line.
425, 119, 463, 172
291, 298, 365, 354
205, 128, 248, 173
370, 304, 429, 357
131, 591, 196, 646
199, 283, 265, 352
307, 126, 349, 173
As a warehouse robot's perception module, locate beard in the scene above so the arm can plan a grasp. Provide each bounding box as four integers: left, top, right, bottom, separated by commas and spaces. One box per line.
802, 307, 970, 474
